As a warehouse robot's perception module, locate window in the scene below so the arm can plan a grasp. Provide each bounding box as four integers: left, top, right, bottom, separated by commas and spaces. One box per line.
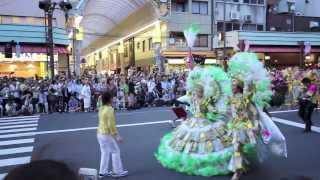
169, 31, 186, 47
243, 24, 257, 31
148, 38, 153, 51
257, 24, 264, 31
243, 0, 263, 4
233, 23, 240, 30
217, 22, 240, 32
142, 40, 146, 52
172, 0, 188, 12
194, 34, 208, 47
217, 22, 224, 32
192, 1, 208, 15
226, 22, 233, 31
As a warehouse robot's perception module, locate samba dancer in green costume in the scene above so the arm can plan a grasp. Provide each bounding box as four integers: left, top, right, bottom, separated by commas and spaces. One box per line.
155, 63, 236, 176
155, 52, 287, 179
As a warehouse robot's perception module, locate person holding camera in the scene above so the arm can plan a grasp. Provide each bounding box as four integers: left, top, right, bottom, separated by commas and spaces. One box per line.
298, 78, 318, 133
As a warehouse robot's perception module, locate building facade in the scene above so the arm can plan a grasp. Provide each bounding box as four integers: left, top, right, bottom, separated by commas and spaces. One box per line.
0, 0, 69, 78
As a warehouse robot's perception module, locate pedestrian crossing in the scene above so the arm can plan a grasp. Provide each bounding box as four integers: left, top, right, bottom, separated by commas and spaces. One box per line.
0, 115, 40, 180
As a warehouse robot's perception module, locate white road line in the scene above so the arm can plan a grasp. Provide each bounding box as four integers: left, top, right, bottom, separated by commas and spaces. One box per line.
0, 128, 37, 134
117, 109, 171, 116
0, 124, 38, 130
34, 120, 172, 135
270, 108, 320, 114
0, 138, 34, 146
0, 173, 7, 180
0, 156, 31, 167
272, 117, 320, 133
0, 118, 39, 123
0, 115, 39, 120
0, 146, 33, 156
0, 132, 36, 139
0, 120, 38, 126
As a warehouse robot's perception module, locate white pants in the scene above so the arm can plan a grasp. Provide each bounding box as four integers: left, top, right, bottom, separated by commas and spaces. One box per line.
97, 134, 124, 174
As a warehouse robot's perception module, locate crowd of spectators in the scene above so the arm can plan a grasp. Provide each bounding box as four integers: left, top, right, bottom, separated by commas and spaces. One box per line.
0, 68, 187, 117
0, 66, 319, 117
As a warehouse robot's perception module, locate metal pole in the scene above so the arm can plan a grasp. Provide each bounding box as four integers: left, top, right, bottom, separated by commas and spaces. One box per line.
210, 0, 214, 51
223, 0, 226, 61
47, 3, 55, 80
292, 11, 295, 32
44, 12, 49, 79
73, 27, 76, 75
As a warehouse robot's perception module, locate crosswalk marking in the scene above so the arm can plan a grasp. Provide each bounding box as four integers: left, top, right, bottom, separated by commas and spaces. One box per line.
0, 115, 39, 121
0, 132, 36, 139
0, 127, 37, 134
0, 116, 40, 179
0, 118, 39, 123
0, 147, 33, 156
0, 120, 38, 126
0, 138, 34, 146
0, 157, 31, 168
0, 124, 38, 130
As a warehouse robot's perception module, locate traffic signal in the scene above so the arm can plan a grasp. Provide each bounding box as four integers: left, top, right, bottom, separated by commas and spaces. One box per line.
4, 42, 12, 58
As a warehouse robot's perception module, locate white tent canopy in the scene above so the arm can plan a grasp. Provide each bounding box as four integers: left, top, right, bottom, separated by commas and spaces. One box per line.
80, 0, 149, 49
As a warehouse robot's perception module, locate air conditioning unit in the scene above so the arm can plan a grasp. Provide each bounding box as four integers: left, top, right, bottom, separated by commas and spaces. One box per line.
270, 26, 277, 31
310, 21, 320, 28
230, 11, 240, 21
244, 15, 252, 23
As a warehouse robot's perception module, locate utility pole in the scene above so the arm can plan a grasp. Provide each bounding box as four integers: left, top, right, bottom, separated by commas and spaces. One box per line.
73, 27, 76, 75
223, 0, 226, 61
47, 3, 56, 80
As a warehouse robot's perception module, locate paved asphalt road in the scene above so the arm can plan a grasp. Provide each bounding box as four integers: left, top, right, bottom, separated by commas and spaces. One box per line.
0, 107, 319, 180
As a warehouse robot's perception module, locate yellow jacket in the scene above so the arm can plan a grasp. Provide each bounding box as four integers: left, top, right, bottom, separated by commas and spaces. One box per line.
98, 105, 118, 135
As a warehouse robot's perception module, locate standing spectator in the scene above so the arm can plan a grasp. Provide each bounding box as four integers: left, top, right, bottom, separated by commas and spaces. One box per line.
147, 76, 156, 106
81, 78, 91, 112
62, 80, 70, 112
127, 78, 135, 110
31, 83, 40, 113
38, 84, 48, 113
298, 78, 318, 133
97, 91, 128, 178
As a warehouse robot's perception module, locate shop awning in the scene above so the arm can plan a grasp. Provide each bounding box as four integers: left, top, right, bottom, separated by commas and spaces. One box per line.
0, 45, 69, 54
162, 51, 215, 58
250, 46, 320, 53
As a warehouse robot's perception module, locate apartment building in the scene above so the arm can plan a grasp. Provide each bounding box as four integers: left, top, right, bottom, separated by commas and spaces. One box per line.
214, 0, 266, 33
83, 0, 216, 73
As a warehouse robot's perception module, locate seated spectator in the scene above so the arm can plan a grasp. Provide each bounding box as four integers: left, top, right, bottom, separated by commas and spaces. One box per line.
68, 94, 81, 112
4, 160, 79, 180
5, 98, 18, 116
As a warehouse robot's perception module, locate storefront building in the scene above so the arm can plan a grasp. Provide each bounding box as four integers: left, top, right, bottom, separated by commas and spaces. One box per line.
213, 31, 320, 68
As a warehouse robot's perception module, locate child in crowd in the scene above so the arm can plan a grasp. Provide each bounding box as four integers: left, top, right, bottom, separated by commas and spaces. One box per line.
68, 94, 81, 112
116, 87, 126, 110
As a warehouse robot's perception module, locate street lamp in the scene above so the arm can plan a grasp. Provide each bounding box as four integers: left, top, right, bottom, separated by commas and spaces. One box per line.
39, 0, 72, 80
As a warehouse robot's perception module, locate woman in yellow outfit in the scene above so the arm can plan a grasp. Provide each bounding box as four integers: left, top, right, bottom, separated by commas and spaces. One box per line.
97, 91, 128, 178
